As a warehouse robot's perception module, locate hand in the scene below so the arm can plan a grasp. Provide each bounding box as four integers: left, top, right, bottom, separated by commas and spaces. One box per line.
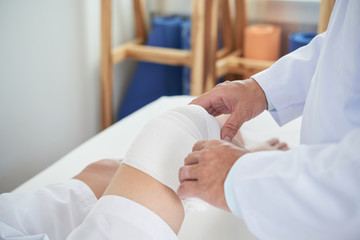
191, 79, 268, 142
177, 140, 249, 211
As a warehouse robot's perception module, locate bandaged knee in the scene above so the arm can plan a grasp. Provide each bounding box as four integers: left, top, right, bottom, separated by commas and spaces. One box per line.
122, 104, 221, 211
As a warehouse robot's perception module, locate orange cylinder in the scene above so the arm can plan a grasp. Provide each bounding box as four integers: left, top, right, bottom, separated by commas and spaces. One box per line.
244, 24, 281, 61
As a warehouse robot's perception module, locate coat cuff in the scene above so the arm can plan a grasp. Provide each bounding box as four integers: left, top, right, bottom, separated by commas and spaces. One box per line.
252, 74, 303, 126
224, 156, 245, 218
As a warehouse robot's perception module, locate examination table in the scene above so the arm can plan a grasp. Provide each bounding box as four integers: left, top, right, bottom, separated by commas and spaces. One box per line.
15, 96, 302, 240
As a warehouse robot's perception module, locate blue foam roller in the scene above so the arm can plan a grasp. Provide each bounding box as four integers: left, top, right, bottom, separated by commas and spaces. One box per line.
181, 20, 191, 95
180, 20, 224, 95
288, 32, 317, 52
117, 16, 183, 120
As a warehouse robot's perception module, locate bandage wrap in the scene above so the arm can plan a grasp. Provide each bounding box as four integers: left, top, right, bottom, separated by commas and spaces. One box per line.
122, 105, 220, 201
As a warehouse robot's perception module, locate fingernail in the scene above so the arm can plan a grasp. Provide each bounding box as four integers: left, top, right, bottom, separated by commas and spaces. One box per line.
224, 136, 231, 142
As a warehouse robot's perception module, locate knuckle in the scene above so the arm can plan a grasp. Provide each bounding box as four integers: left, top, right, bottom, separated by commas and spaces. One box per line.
206, 139, 222, 148
201, 149, 215, 161
213, 139, 224, 145
184, 154, 192, 164
221, 142, 232, 150
193, 140, 205, 151
215, 82, 224, 89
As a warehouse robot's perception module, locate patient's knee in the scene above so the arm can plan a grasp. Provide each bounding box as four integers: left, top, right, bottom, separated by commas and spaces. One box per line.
85, 159, 121, 173
73, 159, 121, 199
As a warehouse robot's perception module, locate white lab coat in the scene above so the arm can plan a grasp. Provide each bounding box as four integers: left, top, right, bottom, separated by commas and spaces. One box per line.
224, 0, 360, 239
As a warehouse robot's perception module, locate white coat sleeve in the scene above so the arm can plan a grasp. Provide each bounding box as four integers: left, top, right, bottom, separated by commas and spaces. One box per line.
252, 32, 327, 126
224, 128, 360, 240
67, 195, 178, 240
0, 179, 97, 240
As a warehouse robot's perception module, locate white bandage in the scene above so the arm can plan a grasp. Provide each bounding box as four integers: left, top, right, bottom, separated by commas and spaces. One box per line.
122, 105, 220, 209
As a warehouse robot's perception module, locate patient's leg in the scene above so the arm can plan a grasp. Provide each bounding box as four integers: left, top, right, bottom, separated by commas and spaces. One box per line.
103, 105, 221, 234
104, 164, 184, 234
73, 159, 121, 199
0, 160, 120, 240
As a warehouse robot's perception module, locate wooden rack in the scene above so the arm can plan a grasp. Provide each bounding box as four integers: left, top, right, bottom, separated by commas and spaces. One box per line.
100, 0, 334, 129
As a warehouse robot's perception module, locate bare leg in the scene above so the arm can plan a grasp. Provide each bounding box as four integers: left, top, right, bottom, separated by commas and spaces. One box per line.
103, 164, 184, 234
73, 159, 121, 199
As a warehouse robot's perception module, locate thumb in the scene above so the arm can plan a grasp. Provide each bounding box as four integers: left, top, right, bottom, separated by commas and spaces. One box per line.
221, 112, 243, 142
190, 97, 212, 115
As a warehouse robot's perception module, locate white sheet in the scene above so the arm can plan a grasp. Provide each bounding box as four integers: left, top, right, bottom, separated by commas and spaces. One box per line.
14, 95, 302, 240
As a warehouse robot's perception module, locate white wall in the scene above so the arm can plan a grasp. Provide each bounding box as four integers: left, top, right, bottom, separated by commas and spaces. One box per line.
0, 0, 136, 193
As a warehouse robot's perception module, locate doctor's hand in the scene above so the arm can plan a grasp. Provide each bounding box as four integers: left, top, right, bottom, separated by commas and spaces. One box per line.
177, 139, 249, 211
191, 79, 267, 142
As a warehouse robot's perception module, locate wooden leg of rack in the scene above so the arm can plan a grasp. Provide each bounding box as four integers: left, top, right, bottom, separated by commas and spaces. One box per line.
205, 0, 220, 92
133, 0, 147, 42
190, 0, 206, 96
101, 0, 113, 129
235, 0, 247, 51
221, 0, 233, 52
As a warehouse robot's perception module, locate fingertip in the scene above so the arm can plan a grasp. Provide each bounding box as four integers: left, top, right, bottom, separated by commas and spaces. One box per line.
184, 153, 199, 165
189, 97, 200, 105
192, 140, 207, 152
178, 166, 184, 183
189, 95, 207, 108
221, 130, 234, 142
279, 143, 289, 151
177, 185, 186, 200
268, 138, 280, 146
224, 136, 231, 142
177, 181, 198, 200
222, 116, 242, 143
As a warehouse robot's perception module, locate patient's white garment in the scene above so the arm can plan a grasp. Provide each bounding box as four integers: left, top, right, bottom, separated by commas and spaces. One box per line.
0, 179, 97, 240
67, 195, 178, 240
0, 179, 178, 240
122, 105, 221, 204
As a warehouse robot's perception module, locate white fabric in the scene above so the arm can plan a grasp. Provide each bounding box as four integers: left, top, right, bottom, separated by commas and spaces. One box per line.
122, 104, 220, 210
67, 195, 178, 240
0, 180, 178, 240
0, 179, 97, 240
225, 1, 360, 240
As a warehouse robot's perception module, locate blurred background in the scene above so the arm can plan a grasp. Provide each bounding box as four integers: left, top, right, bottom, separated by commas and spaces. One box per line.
0, 0, 320, 193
